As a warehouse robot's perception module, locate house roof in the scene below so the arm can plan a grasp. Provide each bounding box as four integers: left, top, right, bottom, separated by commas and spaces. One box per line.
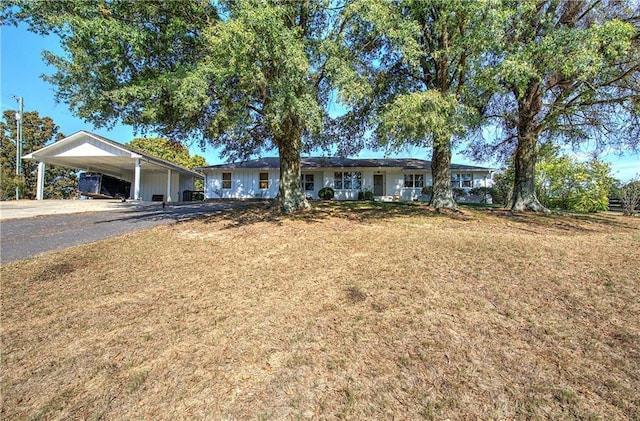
23, 130, 204, 179
199, 157, 494, 171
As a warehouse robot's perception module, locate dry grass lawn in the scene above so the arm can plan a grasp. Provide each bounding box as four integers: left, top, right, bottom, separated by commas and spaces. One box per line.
2, 202, 639, 420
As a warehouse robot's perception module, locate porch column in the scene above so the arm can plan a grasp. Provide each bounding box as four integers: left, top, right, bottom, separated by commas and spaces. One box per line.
166, 169, 172, 202
134, 158, 141, 200
36, 161, 45, 200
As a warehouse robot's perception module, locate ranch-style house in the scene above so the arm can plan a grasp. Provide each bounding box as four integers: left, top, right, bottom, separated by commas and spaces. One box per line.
199, 157, 495, 202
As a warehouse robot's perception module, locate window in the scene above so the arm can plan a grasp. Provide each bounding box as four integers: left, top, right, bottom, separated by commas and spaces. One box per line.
259, 172, 269, 189
222, 172, 232, 189
451, 173, 472, 188
404, 174, 424, 188
301, 174, 314, 191
404, 174, 414, 188
334, 171, 362, 190
451, 173, 461, 188
334, 172, 343, 190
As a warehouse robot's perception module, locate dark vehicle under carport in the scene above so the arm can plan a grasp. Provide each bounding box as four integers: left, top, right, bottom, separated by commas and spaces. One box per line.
79, 173, 131, 199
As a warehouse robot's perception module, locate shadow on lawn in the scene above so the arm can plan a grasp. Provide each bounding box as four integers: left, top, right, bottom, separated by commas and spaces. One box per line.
93, 200, 254, 225
484, 208, 640, 233
195, 200, 481, 229
192, 200, 640, 235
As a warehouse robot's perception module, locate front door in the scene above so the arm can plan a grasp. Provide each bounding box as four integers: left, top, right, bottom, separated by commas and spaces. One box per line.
373, 174, 384, 196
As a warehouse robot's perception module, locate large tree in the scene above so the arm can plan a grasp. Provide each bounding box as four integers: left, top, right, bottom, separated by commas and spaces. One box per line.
127, 137, 206, 170
333, 0, 504, 210
0, 110, 74, 200
483, 0, 639, 212
3, 0, 349, 213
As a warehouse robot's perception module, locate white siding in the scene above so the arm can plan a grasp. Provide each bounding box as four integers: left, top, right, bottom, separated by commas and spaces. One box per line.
179, 175, 196, 199
170, 171, 179, 202
451, 171, 495, 190
128, 170, 188, 202
204, 167, 493, 202
301, 172, 322, 199
82, 167, 194, 202
139, 173, 169, 201
397, 171, 430, 201
321, 171, 333, 189
473, 172, 494, 188
388, 172, 404, 199
56, 137, 131, 158
324, 169, 372, 200
205, 169, 279, 199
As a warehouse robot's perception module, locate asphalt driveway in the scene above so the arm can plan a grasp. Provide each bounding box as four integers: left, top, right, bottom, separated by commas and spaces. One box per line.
0, 201, 248, 263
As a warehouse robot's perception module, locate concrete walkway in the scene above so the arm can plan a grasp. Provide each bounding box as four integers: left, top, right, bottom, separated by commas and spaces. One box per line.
0, 199, 160, 221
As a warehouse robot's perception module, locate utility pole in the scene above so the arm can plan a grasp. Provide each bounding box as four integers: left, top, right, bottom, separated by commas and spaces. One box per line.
15, 97, 23, 200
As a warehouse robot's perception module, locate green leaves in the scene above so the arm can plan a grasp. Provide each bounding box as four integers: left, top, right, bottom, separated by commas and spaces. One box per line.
497, 3, 637, 103
536, 151, 615, 213
335, 0, 508, 146
127, 137, 206, 170
203, 1, 324, 146
4, 0, 638, 200
0, 110, 74, 200
5, 0, 217, 134
378, 90, 473, 151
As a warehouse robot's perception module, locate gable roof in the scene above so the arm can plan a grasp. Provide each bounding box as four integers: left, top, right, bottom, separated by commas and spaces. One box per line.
23, 130, 203, 179
199, 157, 493, 171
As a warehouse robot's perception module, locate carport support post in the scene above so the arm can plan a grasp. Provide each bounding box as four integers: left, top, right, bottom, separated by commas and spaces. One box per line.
36, 161, 45, 200
134, 158, 141, 200
166, 169, 172, 202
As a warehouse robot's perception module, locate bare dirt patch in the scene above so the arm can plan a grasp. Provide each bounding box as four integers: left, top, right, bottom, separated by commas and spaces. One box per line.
2, 203, 639, 419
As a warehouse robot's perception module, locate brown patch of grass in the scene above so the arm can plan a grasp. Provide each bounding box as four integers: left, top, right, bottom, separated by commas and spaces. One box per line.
2, 203, 640, 419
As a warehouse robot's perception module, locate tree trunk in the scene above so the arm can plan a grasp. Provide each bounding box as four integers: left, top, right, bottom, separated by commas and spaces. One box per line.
272, 121, 310, 214
511, 133, 548, 212
511, 82, 549, 212
429, 135, 457, 210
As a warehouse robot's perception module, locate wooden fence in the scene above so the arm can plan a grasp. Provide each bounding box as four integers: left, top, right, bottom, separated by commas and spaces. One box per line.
608, 197, 640, 213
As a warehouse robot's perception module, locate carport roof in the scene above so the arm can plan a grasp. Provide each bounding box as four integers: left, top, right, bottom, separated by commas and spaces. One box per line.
23, 130, 204, 179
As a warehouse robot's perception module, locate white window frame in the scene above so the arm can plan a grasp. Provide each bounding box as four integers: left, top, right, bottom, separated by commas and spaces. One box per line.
451, 173, 472, 188
334, 171, 362, 190
451, 174, 460, 188
404, 173, 424, 188
301, 174, 314, 191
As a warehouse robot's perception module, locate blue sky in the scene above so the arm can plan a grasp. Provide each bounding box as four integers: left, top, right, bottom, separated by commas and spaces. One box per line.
2, 23, 638, 181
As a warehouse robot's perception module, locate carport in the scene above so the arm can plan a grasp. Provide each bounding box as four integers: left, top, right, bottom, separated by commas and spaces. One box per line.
22, 130, 204, 202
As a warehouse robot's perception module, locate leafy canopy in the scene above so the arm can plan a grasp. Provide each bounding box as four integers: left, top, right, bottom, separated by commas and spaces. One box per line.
127, 137, 206, 170
1, 0, 351, 160
0, 110, 75, 200
478, 0, 639, 161
493, 144, 617, 213
332, 0, 508, 154
535, 146, 615, 213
